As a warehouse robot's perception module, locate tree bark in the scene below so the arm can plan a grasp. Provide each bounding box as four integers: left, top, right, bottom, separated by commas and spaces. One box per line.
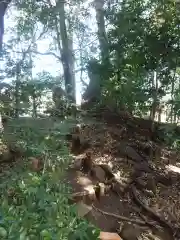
149, 71, 158, 122
82, 60, 101, 103
94, 0, 109, 62
14, 62, 20, 118
170, 79, 175, 123
32, 92, 37, 118
0, 0, 11, 52
57, 1, 75, 102
82, 0, 109, 106
68, 32, 76, 102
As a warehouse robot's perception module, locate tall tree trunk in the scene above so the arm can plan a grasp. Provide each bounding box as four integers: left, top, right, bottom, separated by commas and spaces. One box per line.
28, 44, 37, 118
14, 42, 29, 118
32, 93, 37, 118
53, 0, 75, 102
81, 0, 110, 106
68, 33, 76, 102
157, 104, 164, 123
149, 71, 158, 122
149, 71, 159, 160
170, 80, 175, 123
0, 0, 11, 53
14, 62, 20, 118
94, 0, 109, 63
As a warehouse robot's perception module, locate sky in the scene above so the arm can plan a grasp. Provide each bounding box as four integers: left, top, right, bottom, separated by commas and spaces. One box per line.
3, 2, 97, 105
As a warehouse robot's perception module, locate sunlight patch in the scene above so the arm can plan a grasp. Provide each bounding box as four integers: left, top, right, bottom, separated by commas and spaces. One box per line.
166, 164, 180, 174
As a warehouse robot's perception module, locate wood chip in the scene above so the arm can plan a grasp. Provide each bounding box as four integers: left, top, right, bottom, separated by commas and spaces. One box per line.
99, 232, 122, 240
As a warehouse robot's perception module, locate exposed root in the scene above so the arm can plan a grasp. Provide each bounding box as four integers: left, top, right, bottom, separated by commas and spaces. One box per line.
92, 204, 148, 226
131, 184, 175, 238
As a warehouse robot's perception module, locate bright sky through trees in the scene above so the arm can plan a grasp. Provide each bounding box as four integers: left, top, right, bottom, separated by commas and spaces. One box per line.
2, 2, 97, 105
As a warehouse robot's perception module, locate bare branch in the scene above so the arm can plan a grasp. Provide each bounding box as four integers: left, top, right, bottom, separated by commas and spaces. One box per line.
80, 79, 88, 87
36, 26, 49, 41
73, 37, 98, 53
32, 50, 61, 61
13, 50, 61, 61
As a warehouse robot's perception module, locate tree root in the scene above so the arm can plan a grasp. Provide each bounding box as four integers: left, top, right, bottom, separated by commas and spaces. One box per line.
131, 184, 176, 238
130, 205, 160, 230
92, 204, 148, 226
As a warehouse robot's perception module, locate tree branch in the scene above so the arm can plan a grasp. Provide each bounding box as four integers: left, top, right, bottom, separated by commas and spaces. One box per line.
80, 78, 88, 87
73, 37, 98, 53
32, 50, 61, 61
13, 50, 62, 62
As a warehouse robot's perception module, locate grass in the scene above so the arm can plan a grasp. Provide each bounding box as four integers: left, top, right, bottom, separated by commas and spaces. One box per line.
0, 118, 100, 240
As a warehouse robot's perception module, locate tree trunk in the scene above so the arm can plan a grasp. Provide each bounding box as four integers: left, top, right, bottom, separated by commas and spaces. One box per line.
14, 63, 20, 118
170, 80, 175, 123
29, 47, 37, 118
149, 71, 159, 145
82, 62, 101, 103
55, 1, 75, 102
157, 105, 162, 123
149, 71, 158, 122
82, 0, 109, 107
68, 33, 76, 102
94, 0, 109, 62
32, 93, 37, 118
14, 42, 29, 118
0, 0, 11, 53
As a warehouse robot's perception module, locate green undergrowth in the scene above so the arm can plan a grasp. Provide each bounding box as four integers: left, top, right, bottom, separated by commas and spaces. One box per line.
0, 119, 100, 240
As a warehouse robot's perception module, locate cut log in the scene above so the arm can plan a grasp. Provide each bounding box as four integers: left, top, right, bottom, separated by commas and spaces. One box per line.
99, 232, 122, 240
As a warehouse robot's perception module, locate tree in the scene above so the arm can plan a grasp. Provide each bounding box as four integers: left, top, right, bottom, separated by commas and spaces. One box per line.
3, 0, 180, 122
0, 0, 11, 52
94, 0, 180, 120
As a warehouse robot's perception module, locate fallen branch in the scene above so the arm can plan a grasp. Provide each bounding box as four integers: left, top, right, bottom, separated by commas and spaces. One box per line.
133, 207, 161, 230
131, 184, 175, 238
92, 204, 147, 226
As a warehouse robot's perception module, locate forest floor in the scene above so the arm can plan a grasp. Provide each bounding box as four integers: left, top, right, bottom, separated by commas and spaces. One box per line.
0, 113, 180, 240
66, 111, 180, 240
